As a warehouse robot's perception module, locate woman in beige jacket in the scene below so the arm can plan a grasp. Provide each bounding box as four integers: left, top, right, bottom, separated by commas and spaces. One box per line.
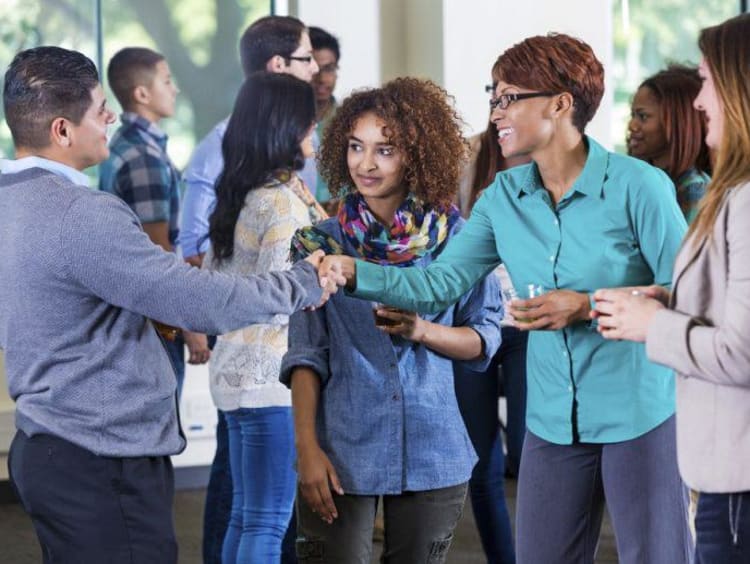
593, 13, 750, 564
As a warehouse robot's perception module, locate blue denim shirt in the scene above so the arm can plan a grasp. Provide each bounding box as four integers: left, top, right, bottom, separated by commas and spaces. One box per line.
281, 217, 503, 495
354, 137, 687, 445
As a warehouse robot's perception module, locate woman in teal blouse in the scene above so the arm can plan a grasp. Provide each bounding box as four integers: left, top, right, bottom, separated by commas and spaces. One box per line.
320, 34, 692, 563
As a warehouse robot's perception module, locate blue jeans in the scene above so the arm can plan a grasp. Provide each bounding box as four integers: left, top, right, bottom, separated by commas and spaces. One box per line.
222, 407, 297, 564
163, 335, 185, 398
203, 410, 232, 564
695, 491, 750, 564
516, 417, 692, 564
498, 327, 528, 477
453, 326, 526, 564
202, 412, 299, 564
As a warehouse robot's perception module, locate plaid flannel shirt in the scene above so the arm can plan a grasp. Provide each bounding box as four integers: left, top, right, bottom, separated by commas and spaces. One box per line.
100, 112, 180, 247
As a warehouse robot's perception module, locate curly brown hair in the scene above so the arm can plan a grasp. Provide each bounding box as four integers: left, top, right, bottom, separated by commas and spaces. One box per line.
318, 77, 468, 209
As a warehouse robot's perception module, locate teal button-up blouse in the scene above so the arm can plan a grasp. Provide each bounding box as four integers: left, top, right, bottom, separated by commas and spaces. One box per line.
353, 137, 687, 444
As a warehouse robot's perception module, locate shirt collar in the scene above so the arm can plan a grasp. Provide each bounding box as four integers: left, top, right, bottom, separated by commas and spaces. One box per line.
0, 155, 90, 186
516, 136, 608, 199
120, 111, 168, 145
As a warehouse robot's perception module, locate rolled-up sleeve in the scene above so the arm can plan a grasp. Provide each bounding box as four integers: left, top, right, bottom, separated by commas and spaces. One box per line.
281, 307, 331, 386
453, 269, 503, 371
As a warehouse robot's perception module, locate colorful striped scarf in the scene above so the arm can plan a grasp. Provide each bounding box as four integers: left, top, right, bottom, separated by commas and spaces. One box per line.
290, 192, 459, 265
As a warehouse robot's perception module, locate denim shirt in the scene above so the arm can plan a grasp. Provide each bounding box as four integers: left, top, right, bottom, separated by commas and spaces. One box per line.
353, 137, 687, 445
280, 217, 503, 495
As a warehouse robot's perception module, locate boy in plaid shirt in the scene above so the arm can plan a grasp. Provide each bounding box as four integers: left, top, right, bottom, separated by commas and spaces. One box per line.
99, 47, 194, 395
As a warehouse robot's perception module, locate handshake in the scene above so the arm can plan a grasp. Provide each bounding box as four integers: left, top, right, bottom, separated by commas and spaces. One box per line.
303, 251, 357, 309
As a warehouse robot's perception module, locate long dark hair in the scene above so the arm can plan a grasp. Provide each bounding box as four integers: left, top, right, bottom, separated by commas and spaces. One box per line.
469, 120, 506, 210
638, 65, 711, 181
208, 71, 315, 262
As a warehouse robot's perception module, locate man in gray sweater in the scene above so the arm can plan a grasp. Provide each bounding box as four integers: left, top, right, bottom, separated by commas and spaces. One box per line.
0, 46, 341, 563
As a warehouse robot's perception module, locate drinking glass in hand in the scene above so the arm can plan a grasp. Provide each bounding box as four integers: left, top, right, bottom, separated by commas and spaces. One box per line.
514, 284, 545, 323
372, 303, 400, 327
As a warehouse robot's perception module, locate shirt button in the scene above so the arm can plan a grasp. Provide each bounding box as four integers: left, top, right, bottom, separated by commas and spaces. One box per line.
392, 394, 400, 401
568, 385, 573, 392
562, 350, 568, 357
389, 363, 396, 369
549, 255, 555, 262
553, 219, 559, 226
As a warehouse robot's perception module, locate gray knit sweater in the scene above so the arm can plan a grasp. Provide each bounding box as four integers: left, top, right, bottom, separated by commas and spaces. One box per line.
0, 168, 322, 457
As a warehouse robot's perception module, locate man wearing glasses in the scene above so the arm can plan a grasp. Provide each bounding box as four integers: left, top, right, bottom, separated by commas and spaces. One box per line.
178, 15, 319, 564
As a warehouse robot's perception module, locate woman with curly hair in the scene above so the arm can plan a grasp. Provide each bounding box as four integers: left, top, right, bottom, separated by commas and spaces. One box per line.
204, 71, 327, 564
320, 34, 693, 563
628, 64, 711, 222
280, 77, 503, 563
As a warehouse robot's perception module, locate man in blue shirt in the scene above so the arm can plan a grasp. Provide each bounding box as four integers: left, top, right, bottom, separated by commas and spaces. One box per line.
180, 16, 319, 266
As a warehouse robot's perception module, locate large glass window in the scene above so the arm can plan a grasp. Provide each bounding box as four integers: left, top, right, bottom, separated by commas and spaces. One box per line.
611, 0, 741, 153
0, 0, 270, 168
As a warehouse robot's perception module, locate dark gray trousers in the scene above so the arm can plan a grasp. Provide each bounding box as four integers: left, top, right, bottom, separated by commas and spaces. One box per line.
295, 482, 467, 564
8, 430, 177, 564
516, 416, 693, 564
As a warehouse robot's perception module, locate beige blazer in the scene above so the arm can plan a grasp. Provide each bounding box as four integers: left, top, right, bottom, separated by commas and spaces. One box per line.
646, 181, 750, 493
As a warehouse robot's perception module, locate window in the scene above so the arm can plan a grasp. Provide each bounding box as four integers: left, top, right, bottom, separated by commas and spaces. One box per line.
0, 0, 270, 169
611, 0, 740, 153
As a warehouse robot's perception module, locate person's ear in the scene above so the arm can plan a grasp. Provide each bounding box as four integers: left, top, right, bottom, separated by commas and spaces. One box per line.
551, 92, 574, 119
132, 84, 151, 106
49, 117, 72, 148
266, 55, 287, 73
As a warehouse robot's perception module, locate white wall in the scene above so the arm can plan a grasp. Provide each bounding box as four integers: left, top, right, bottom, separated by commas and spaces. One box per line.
295, 0, 614, 147
442, 0, 614, 145
296, 0, 382, 98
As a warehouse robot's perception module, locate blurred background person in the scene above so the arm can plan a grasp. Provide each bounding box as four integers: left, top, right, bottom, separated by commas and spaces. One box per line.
178, 16, 319, 564
454, 112, 532, 564
204, 71, 325, 564
594, 12, 750, 564
627, 64, 711, 223
309, 25, 340, 214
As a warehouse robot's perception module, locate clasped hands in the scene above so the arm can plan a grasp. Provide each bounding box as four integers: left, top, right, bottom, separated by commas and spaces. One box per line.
303, 251, 353, 309
591, 284, 669, 342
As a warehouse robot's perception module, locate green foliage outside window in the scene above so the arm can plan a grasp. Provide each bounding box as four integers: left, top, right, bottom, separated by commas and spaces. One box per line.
611, 0, 739, 153
0, 0, 269, 168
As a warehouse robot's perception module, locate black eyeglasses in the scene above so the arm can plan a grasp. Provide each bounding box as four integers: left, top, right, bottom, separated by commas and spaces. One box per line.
287, 55, 313, 64
489, 91, 557, 110
318, 63, 339, 74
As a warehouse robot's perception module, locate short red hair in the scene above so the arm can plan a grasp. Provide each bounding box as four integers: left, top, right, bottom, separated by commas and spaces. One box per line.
492, 33, 604, 133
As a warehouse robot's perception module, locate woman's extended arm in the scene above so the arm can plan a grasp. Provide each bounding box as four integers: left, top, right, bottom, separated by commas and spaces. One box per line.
320, 188, 502, 314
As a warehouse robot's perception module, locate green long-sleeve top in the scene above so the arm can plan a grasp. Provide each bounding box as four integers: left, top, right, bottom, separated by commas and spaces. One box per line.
353, 137, 687, 445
